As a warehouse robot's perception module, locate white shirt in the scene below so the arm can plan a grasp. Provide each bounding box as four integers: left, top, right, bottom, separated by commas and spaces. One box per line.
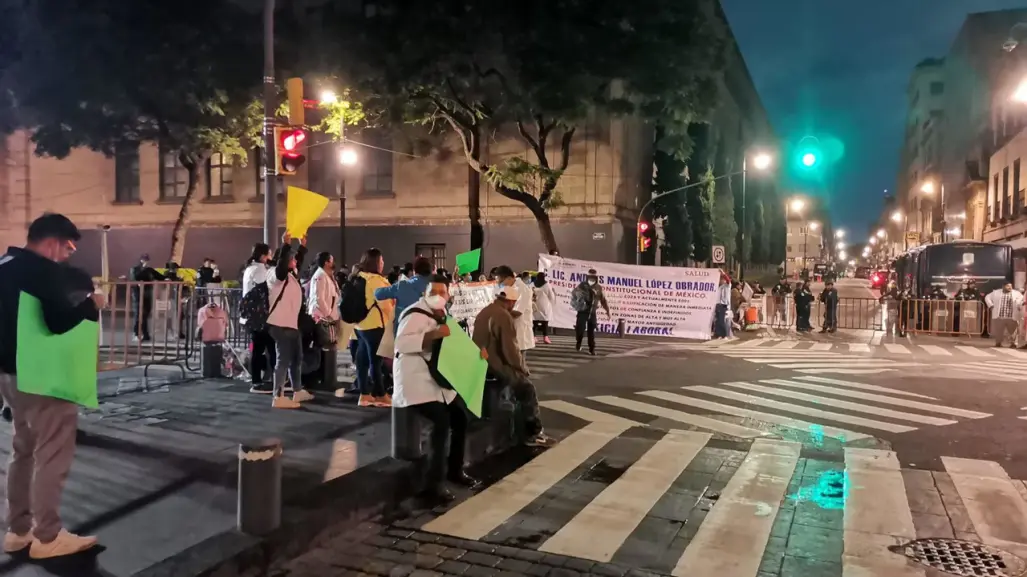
513, 278, 535, 351
533, 283, 556, 321
307, 267, 340, 322
985, 288, 1024, 320
392, 299, 457, 407
242, 262, 270, 296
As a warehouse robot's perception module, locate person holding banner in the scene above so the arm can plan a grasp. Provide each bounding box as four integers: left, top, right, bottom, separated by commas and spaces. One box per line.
569, 269, 610, 355
393, 274, 483, 502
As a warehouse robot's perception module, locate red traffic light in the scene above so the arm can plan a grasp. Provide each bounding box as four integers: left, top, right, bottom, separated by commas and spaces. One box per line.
281, 129, 306, 151
641, 237, 652, 250
639, 222, 651, 233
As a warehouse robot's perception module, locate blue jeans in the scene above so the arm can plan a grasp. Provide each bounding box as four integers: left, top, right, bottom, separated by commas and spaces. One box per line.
713, 304, 729, 338
355, 328, 385, 397
269, 325, 303, 397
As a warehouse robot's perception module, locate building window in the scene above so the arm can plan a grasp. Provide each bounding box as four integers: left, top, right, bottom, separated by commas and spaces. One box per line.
1015, 159, 1022, 214
993, 174, 1000, 221
786, 245, 792, 253
1004, 166, 1011, 218
415, 243, 446, 271
929, 81, 944, 96
361, 130, 394, 196
208, 153, 233, 198
114, 143, 140, 203
160, 148, 189, 199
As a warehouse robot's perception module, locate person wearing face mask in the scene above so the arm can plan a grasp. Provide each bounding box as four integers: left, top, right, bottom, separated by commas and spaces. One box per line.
242, 243, 276, 393
393, 274, 484, 502
569, 269, 610, 354
492, 266, 535, 366
0, 213, 105, 558
266, 232, 311, 408
532, 272, 555, 344
985, 282, 1024, 348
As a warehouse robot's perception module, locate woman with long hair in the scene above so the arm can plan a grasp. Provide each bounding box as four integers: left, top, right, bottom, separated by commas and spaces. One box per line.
242, 242, 275, 393
352, 248, 394, 407
266, 233, 311, 408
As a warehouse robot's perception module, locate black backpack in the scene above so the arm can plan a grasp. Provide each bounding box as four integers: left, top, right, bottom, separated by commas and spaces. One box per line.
339, 275, 378, 324
240, 277, 289, 331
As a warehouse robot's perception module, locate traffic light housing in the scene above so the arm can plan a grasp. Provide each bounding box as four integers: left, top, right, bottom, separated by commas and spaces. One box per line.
638, 221, 653, 252
274, 126, 307, 175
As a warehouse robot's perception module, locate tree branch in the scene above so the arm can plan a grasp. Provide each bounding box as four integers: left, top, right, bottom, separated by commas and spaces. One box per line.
558, 126, 576, 171
492, 182, 546, 218
517, 120, 543, 160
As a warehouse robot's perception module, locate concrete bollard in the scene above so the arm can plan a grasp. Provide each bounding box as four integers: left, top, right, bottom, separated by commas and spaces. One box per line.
617, 318, 626, 338
201, 342, 223, 378
391, 406, 425, 461
237, 438, 282, 536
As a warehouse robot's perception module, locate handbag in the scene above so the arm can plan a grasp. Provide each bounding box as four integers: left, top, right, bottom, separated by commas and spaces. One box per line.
315, 319, 339, 348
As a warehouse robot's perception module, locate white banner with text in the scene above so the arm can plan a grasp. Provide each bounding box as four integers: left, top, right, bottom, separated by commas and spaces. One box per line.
537, 255, 719, 339
447, 281, 498, 328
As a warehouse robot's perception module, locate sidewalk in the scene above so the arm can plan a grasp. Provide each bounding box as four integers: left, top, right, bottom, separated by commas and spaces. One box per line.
0, 378, 397, 577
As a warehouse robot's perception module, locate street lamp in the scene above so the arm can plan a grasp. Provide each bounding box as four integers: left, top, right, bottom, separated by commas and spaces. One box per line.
1014, 79, 1027, 103
876, 229, 886, 238
835, 229, 845, 239
790, 198, 806, 213
810, 221, 820, 231
921, 179, 948, 241
340, 148, 358, 166
739, 151, 774, 279
838, 250, 847, 260
869, 237, 878, 245
320, 90, 338, 104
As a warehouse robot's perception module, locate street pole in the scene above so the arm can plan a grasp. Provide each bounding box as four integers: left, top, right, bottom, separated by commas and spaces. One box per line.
338, 123, 347, 264
802, 218, 808, 280
940, 182, 947, 243
261, 0, 277, 247
740, 158, 747, 280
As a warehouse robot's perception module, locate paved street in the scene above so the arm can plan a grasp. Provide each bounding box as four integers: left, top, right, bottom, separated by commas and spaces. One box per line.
279, 328, 1027, 577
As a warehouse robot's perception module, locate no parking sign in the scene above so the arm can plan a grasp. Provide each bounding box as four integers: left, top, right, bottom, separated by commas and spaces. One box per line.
712, 245, 726, 264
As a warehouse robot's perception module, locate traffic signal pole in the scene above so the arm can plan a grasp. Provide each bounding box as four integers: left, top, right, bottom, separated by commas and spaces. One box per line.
261, 0, 277, 247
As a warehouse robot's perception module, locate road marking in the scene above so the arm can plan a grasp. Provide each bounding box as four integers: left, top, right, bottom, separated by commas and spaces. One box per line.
640, 390, 870, 442
760, 379, 990, 419
955, 345, 993, 357
796, 368, 897, 375
942, 457, 1027, 560
870, 332, 883, 345
421, 421, 628, 539
995, 348, 1027, 358
722, 382, 957, 426
795, 375, 938, 399
768, 361, 917, 369
671, 440, 801, 577
539, 400, 640, 427
918, 344, 953, 356
884, 343, 910, 354
770, 341, 799, 349
810, 342, 833, 351
688, 385, 917, 433
589, 396, 770, 439
848, 343, 871, 353
539, 430, 710, 562
843, 449, 924, 577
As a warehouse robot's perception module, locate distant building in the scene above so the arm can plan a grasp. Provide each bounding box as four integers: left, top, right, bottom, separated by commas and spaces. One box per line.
896, 58, 946, 246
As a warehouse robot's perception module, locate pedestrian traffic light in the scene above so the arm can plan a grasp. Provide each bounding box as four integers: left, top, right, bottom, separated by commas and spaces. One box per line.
638, 221, 653, 252
274, 126, 307, 175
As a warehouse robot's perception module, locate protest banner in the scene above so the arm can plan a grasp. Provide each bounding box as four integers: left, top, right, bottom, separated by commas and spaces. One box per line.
436, 317, 488, 417
537, 254, 719, 340
448, 281, 497, 328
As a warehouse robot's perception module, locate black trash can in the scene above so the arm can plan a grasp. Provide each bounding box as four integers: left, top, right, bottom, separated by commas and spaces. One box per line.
202, 342, 224, 378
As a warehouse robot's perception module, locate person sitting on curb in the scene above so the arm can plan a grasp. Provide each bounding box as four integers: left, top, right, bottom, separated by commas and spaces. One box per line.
472, 286, 554, 447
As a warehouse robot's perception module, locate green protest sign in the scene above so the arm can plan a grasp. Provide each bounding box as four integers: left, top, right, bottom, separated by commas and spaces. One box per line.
436, 317, 487, 417
16, 292, 99, 408
454, 249, 481, 275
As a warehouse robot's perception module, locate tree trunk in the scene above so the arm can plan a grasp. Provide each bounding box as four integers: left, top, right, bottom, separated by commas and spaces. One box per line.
468, 126, 484, 267
535, 211, 559, 255
168, 157, 206, 265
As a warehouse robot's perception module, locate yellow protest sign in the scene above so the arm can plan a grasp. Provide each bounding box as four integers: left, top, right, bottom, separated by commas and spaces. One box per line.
286, 186, 330, 237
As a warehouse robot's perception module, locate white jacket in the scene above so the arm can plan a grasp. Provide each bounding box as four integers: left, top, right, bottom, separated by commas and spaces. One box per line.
985, 288, 1024, 320
533, 282, 555, 322
242, 262, 270, 296
513, 278, 535, 351
307, 267, 340, 322
392, 299, 457, 407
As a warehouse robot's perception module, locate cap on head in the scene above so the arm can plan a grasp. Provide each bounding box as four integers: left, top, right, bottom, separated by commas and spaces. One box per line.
497, 286, 520, 302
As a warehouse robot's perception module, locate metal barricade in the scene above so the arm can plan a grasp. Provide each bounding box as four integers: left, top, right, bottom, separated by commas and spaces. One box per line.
906, 299, 985, 337
183, 287, 247, 373
811, 297, 884, 331
97, 281, 189, 378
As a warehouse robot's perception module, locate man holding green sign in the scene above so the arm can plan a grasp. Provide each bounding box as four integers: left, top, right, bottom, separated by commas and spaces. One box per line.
392, 273, 488, 503
0, 214, 103, 559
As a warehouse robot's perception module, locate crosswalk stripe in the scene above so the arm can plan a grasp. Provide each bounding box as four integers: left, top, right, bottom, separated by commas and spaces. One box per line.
539, 430, 710, 562
771, 341, 799, 349
671, 439, 801, 577
884, 343, 910, 354
955, 345, 993, 357
941, 457, 1027, 560
995, 348, 1027, 358
810, 342, 833, 351
796, 368, 895, 375
870, 332, 883, 345
723, 381, 957, 426
767, 361, 915, 369
589, 396, 771, 439
794, 375, 938, 399
421, 421, 629, 539
843, 449, 923, 576
848, 343, 871, 353
954, 363, 1022, 380
639, 390, 870, 442
919, 344, 952, 356
539, 400, 640, 427
760, 379, 990, 419
687, 385, 917, 433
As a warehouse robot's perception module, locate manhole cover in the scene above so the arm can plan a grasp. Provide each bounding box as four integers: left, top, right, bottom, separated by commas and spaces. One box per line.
890, 538, 1027, 576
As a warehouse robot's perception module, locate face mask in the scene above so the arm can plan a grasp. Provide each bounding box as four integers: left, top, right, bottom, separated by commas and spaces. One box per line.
425, 294, 448, 310
587, 280, 596, 286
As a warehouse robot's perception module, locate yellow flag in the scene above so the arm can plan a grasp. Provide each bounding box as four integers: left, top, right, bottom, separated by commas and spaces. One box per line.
286, 186, 330, 237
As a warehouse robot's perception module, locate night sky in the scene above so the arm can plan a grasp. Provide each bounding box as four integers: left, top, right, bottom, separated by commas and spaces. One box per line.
721, 0, 1027, 238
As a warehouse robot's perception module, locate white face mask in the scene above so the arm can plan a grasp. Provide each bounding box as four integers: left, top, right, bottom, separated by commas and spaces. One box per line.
587, 279, 597, 286
425, 294, 448, 310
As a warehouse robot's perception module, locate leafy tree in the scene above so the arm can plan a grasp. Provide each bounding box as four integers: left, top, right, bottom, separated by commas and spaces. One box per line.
651, 139, 692, 264
688, 165, 717, 263
326, 0, 726, 254
1, 0, 263, 263
711, 175, 737, 263
750, 198, 769, 264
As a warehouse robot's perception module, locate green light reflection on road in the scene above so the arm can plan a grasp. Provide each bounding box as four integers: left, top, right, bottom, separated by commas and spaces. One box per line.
788, 469, 849, 510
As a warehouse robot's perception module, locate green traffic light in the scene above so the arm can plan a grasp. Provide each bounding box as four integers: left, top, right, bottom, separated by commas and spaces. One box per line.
801, 152, 817, 167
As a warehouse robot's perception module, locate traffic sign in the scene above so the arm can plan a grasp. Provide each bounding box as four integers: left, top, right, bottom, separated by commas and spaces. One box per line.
712, 245, 726, 264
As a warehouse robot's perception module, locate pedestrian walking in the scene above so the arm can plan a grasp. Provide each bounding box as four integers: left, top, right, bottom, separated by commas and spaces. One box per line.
985, 282, 1024, 348
0, 213, 103, 558
532, 272, 555, 344
569, 269, 610, 353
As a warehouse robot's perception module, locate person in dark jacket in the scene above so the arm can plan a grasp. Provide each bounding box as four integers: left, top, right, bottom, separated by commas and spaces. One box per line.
793, 281, 814, 332
0, 213, 103, 558
129, 254, 165, 341
569, 269, 610, 355
819, 280, 839, 332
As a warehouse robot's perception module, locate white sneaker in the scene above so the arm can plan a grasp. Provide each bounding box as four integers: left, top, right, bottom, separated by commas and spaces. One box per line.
29, 529, 97, 559
272, 396, 301, 409
292, 389, 314, 403
283, 384, 294, 394
3, 530, 32, 553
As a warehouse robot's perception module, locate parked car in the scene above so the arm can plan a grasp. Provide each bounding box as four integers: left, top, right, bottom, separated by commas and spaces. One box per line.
870, 270, 890, 291
855, 266, 872, 279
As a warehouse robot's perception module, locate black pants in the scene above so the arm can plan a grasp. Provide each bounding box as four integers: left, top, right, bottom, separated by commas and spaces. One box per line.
574, 311, 597, 352
133, 300, 152, 339
494, 368, 544, 437
413, 400, 468, 490
250, 329, 276, 384
823, 307, 837, 331
796, 306, 811, 331
533, 320, 549, 337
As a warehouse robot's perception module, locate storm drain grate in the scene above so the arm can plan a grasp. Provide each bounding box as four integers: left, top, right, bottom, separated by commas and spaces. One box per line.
890, 538, 1027, 576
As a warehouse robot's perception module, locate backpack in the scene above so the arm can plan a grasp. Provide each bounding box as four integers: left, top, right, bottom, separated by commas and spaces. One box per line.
239, 283, 270, 330
398, 307, 454, 390
339, 275, 378, 324
569, 285, 590, 313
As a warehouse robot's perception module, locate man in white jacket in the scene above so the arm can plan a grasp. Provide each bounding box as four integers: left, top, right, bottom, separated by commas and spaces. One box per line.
494, 266, 534, 368
985, 282, 1024, 347
308, 252, 340, 389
